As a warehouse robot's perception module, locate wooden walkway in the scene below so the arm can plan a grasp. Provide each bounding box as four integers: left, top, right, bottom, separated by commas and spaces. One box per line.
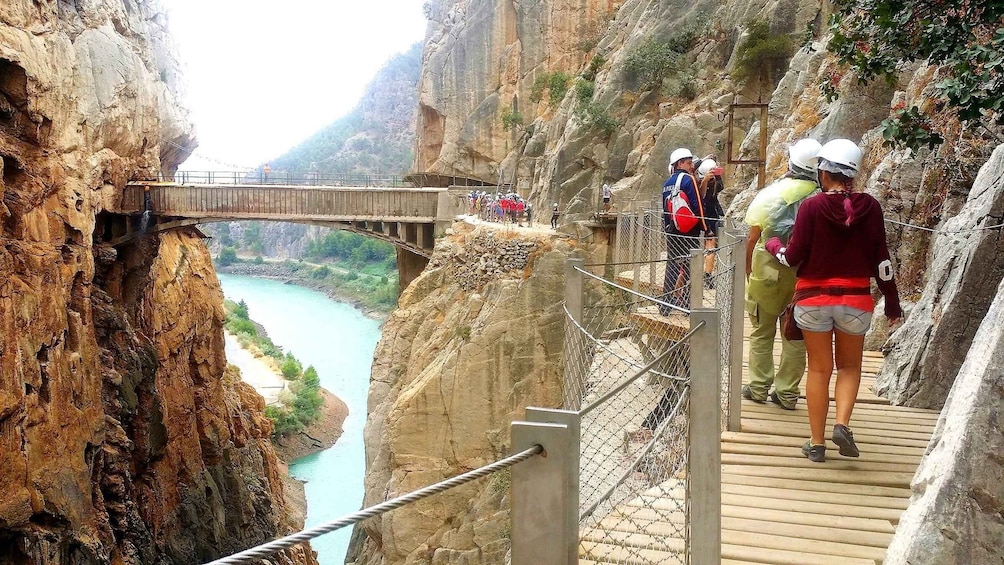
579, 317, 940, 564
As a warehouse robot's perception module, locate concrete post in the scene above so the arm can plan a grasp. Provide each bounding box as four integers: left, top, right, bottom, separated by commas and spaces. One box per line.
396, 248, 429, 295
525, 407, 580, 556
728, 224, 746, 432
690, 249, 704, 309
564, 258, 586, 409
511, 416, 578, 565
688, 308, 722, 565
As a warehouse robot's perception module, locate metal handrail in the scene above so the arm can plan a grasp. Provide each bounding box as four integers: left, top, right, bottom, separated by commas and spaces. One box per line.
204, 445, 543, 565
573, 266, 689, 314
579, 387, 690, 520
576, 321, 705, 418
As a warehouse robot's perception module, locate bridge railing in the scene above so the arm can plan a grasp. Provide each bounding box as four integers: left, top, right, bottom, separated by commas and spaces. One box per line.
150, 171, 417, 187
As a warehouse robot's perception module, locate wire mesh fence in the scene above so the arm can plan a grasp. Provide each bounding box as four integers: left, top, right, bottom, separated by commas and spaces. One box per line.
557, 207, 743, 563
562, 277, 694, 564
611, 208, 745, 430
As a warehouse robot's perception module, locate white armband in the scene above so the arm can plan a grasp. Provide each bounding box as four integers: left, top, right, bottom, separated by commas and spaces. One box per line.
878, 259, 894, 282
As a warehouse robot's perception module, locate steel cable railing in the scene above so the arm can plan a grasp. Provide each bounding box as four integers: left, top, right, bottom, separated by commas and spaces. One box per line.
203, 445, 543, 565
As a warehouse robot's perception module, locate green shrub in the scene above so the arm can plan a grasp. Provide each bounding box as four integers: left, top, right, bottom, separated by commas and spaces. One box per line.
583, 55, 606, 81
575, 80, 595, 104
280, 354, 303, 379
226, 318, 257, 336
265, 405, 302, 436
217, 247, 238, 266
733, 19, 792, 84
253, 255, 264, 265
311, 265, 331, 279
501, 107, 524, 131
623, 39, 681, 91
576, 102, 618, 137
233, 299, 249, 320
530, 74, 548, 102
547, 72, 571, 105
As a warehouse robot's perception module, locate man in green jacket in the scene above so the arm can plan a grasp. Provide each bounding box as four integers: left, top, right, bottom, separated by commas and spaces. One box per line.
742, 139, 821, 409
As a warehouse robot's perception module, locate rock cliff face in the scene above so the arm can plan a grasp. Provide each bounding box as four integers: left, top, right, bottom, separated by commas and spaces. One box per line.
349, 223, 580, 564
357, 0, 1004, 563
0, 2, 311, 563
415, 0, 1003, 404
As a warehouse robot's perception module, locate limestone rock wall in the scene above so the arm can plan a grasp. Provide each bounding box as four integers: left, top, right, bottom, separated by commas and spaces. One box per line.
416, 0, 1004, 403
884, 276, 1004, 564
875, 145, 1004, 408
0, 2, 312, 563
348, 223, 579, 565
398, 2, 1004, 562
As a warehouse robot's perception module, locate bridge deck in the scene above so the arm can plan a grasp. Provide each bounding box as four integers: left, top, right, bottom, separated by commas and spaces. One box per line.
580, 318, 939, 564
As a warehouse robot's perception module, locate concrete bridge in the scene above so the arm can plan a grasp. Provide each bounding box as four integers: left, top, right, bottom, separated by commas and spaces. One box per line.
106, 173, 488, 290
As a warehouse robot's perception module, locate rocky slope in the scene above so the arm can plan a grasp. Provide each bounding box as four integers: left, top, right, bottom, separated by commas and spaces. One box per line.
348, 223, 585, 564
0, 2, 312, 563
356, 0, 1003, 563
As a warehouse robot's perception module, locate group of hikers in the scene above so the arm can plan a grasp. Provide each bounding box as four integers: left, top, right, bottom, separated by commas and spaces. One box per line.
468, 190, 534, 226
656, 138, 901, 463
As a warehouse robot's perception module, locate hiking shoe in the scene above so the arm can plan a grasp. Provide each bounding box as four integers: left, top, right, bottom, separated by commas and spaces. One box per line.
741, 385, 766, 404
832, 424, 860, 457
704, 273, 714, 290
768, 391, 797, 410
802, 441, 826, 463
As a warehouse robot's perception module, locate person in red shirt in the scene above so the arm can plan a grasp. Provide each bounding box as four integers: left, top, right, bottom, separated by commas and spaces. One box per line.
765, 138, 902, 463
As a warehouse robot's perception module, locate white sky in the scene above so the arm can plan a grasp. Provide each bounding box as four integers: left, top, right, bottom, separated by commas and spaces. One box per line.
166, 0, 427, 171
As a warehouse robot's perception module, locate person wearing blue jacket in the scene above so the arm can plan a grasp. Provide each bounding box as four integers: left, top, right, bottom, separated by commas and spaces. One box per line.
661, 147, 707, 313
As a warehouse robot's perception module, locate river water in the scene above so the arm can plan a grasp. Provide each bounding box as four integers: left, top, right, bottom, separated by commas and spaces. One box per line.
218, 274, 382, 564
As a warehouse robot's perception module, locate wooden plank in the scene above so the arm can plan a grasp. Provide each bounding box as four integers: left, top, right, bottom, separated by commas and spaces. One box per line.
721, 430, 928, 457
612, 497, 898, 534
599, 511, 895, 549
723, 464, 915, 490
720, 482, 909, 510
721, 471, 912, 499
739, 421, 932, 447
722, 441, 923, 466
739, 402, 941, 425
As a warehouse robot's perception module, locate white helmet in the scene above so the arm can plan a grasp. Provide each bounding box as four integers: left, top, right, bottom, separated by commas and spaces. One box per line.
697, 158, 719, 178
816, 138, 862, 178
668, 147, 694, 170
788, 138, 822, 174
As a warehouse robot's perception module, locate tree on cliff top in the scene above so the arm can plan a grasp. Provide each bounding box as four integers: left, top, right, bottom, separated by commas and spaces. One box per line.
827, 0, 1004, 149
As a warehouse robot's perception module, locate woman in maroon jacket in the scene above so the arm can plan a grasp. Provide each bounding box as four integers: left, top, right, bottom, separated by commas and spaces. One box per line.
766, 139, 902, 463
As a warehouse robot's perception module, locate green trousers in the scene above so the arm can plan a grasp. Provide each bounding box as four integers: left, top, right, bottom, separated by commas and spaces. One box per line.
746, 303, 806, 407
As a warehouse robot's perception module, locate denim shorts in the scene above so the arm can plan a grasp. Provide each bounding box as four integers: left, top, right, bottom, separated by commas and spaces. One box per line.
794, 304, 872, 336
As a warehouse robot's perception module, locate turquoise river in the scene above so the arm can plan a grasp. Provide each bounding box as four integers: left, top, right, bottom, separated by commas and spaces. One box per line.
218, 274, 382, 564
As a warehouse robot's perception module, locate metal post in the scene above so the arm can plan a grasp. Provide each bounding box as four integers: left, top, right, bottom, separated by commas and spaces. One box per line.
630, 202, 641, 292
728, 225, 746, 432
758, 105, 768, 189
526, 407, 580, 557
689, 309, 721, 565
564, 258, 586, 409
511, 417, 578, 565
690, 249, 704, 309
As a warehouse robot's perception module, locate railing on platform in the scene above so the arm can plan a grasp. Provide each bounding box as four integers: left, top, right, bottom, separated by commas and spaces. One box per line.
612, 206, 746, 431
558, 206, 744, 564
142, 171, 496, 188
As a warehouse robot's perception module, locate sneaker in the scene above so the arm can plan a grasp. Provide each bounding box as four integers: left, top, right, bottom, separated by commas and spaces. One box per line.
741, 385, 766, 404
832, 424, 860, 457
704, 273, 713, 290
802, 441, 826, 463
768, 391, 797, 410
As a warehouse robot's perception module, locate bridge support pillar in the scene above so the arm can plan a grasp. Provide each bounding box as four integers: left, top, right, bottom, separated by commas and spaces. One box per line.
397, 247, 429, 295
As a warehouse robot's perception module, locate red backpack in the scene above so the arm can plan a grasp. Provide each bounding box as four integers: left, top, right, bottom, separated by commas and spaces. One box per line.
665, 174, 699, 232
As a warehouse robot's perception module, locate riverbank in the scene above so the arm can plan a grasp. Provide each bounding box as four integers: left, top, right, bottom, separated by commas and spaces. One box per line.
273, 388, 348, 462
226, 329, 349, 460
216, 260, 392, 322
